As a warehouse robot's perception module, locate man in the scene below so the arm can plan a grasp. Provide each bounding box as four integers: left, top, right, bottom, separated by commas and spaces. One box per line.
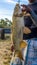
23, 0, 37, 39
22, 0, 37, 65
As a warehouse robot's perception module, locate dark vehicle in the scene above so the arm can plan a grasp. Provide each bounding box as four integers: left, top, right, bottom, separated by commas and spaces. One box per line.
1, 29, 5, 39
0, 28, 11, 40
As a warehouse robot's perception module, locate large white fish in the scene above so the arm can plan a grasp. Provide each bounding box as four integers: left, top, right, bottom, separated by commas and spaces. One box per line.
12, 4, 24, 51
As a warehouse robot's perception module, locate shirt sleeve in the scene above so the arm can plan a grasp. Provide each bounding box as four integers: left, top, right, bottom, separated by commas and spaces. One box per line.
30, 10, 37, 26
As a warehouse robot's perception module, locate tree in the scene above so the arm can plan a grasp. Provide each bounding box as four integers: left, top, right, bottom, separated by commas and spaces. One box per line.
5, 18, 12, 28
0, 19, 7, 28
0, 18, 12, 28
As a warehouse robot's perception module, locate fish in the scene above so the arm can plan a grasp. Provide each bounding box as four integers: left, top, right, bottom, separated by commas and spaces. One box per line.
12, 3, 24, 51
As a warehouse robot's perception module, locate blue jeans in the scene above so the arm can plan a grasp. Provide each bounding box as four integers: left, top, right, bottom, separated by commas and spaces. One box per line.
25, 38, 37, 65
10, 62, 22, 65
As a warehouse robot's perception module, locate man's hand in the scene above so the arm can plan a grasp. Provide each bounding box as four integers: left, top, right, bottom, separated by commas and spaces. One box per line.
21, 4, 31, 13
23, 27, 31, 34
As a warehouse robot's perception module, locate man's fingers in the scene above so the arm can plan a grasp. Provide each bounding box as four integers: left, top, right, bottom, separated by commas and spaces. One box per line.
23, 27, 31, 34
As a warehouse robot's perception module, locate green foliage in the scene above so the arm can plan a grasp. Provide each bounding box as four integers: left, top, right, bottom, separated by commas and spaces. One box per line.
0, 18, 12, 28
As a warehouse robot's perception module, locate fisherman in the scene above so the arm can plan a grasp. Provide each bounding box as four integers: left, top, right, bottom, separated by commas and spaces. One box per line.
23, 0, 37, 39
21, 0, 37, 65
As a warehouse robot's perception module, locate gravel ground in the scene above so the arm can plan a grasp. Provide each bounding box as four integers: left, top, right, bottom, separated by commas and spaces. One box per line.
0, 40, 12, 65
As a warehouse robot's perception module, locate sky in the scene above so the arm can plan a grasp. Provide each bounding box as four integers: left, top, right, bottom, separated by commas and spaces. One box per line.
0, 0, 28, 21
